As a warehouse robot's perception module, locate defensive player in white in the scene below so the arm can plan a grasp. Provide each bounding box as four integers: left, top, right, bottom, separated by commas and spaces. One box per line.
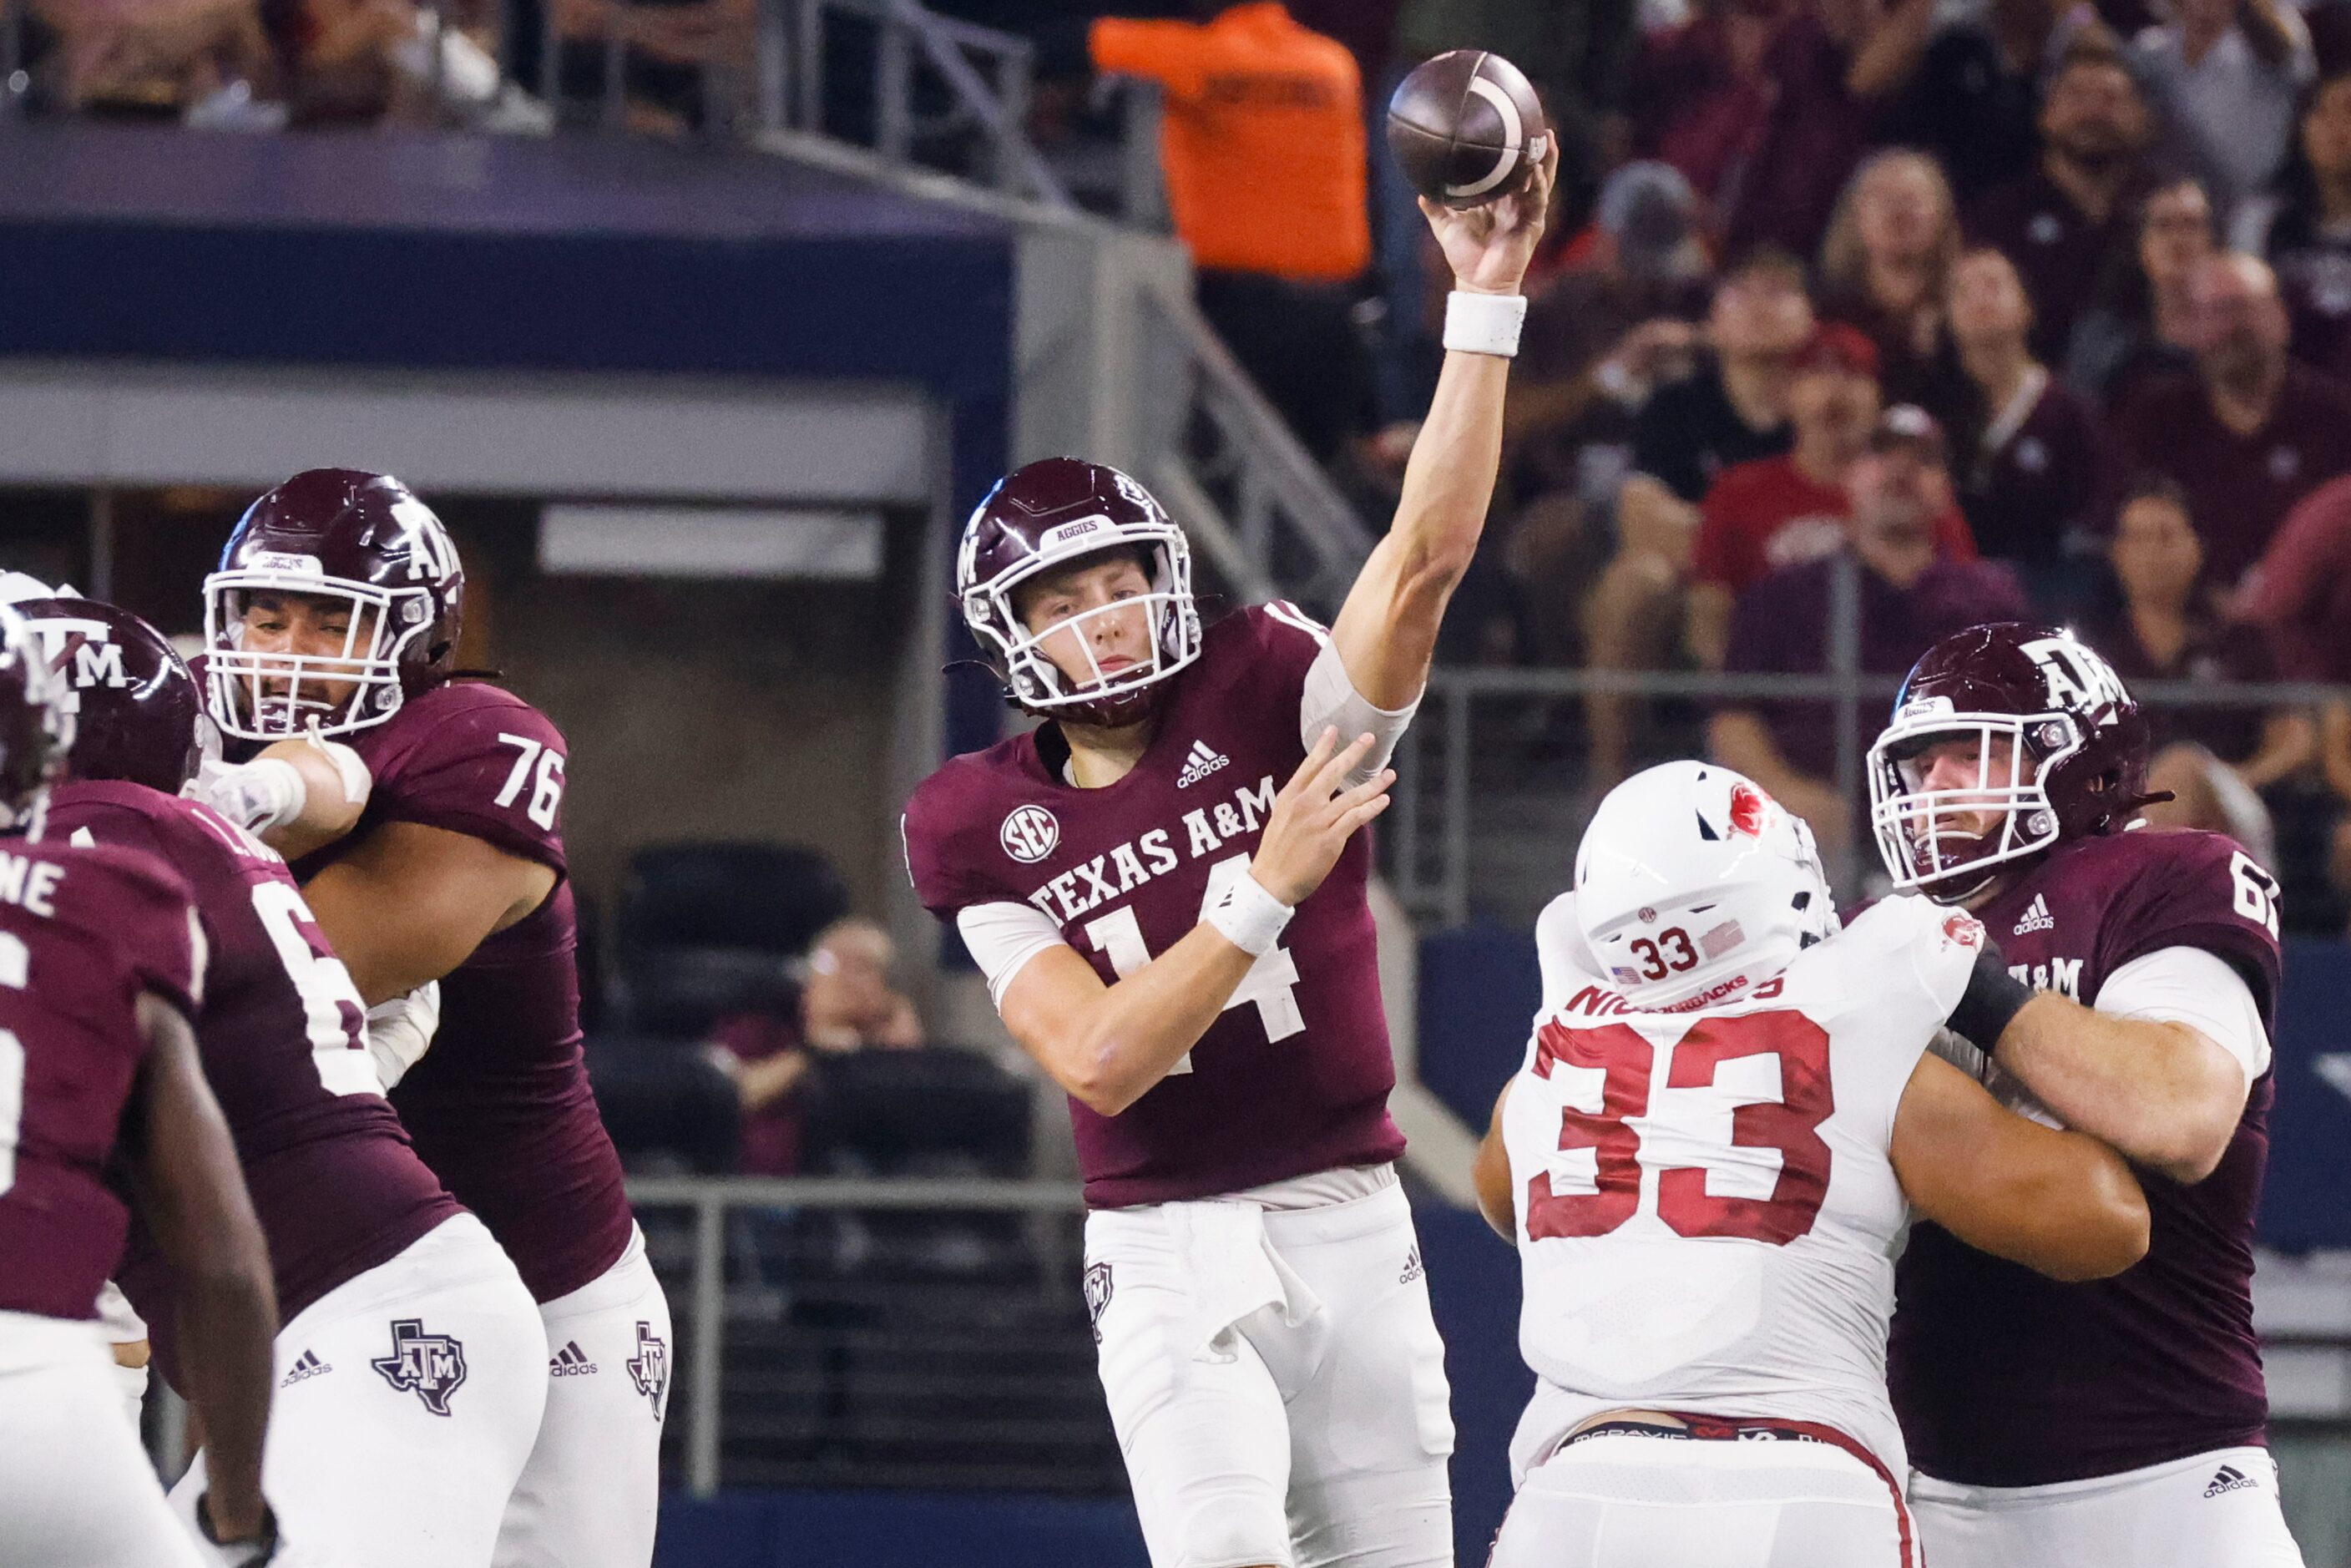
1472, 761, 2151, 1567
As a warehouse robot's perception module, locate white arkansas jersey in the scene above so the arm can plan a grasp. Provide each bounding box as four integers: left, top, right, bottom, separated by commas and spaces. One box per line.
1501, 893, 1983, 1477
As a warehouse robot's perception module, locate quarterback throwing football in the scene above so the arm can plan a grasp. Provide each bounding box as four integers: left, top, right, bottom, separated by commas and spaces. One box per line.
1871, 624, 2306, 1567
904, 144, 1555, 1568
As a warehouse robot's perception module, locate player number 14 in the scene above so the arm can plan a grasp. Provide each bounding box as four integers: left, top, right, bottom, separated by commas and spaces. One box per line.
1083, 854, 1303, 1075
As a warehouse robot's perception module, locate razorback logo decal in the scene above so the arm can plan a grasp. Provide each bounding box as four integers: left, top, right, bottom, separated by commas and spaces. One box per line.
1727, 782, 1773, 838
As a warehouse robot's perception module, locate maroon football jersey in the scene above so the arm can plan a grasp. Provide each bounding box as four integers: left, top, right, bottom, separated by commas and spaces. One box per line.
1890, 827, 2282, 1485
49, 781, 462, 1381
903, 604, 1405, 1208
291, 682, 632, 1303
0, 838, 200, 1323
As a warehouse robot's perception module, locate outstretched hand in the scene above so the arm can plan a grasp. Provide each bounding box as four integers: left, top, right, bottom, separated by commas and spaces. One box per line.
1420, 134, 1559, 297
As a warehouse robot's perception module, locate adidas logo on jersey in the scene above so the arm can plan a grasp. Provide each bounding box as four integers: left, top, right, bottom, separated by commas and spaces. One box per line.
1399, 1245, 1424, 1286
1176, 741, 1231, 789
280, 1349, 331, 1387
549, 1341, 599, 1378
2013, 894, 2055, 935
2205, 1464, 2257, 1498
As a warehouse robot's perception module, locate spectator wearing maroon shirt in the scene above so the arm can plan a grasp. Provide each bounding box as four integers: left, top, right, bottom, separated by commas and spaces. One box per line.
2089, 479, 2311, 864
705, 917, 923, 1176
1688, 326, 1979, 667
2242, 470, 2351, 684
1967, 33, 2156, 363
1817, 148, 1965, 414
2258, 65, 2351, 380
1580, 250, 1813, 784
1708, 405, 2028, 852
1944, 245, 2111, 607
2112, 250, 2351, 589
2065, 175, 2221, 409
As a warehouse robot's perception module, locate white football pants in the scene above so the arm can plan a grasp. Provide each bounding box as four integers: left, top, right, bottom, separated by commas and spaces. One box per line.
0, 1313, 205, 1568
170, 1211, 549, 1568
494, 1222, 672, 1568
1491, 1433, 1915, 1568
1912, 1446, 2307, 1568
1084, 1175, 1454, 1568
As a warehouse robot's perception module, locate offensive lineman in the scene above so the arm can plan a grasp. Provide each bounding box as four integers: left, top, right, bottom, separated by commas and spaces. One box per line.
903, 143, 1555, 1568
1868, 624, 2305, 1565
0, 603, 281, 1567
21, 594, 549, 1567
201, 469, 670, 1568
1474, 761, 2149, 1566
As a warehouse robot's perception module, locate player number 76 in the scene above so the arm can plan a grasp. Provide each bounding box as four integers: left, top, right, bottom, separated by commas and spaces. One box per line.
495, 734, 568, 832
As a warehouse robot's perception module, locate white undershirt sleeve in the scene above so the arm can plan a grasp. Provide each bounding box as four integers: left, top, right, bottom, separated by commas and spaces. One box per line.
1299, 639, 1420, 787
2093, 944, 2272, 1090
955, 900, 1071, 1010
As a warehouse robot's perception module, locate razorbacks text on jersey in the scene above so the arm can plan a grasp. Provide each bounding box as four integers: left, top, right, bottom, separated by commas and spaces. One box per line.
1503, 893, 1982, 1482
48, 781, 463, 1388
1891, 827, 2283, 1486
0, 840, 202, 1323
902, 603, 1404, 1206
288, 680, 632, 1305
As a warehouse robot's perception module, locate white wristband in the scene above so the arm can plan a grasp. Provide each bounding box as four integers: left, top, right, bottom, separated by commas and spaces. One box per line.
1443, 290, 1528, 357
190, 757, 306, 833
306, 737, 372, 808
1206, 871, 1295, 957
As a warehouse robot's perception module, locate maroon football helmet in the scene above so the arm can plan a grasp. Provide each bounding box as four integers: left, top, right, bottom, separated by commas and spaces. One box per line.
958, 458, 1202, 729
13, 598, 214, 795
0, 601, 75, 835
204, 468, 465, 740
1868, 623, 2161, 902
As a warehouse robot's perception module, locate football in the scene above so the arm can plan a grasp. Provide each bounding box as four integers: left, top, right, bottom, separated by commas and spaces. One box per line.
1385, 50, 1549, 210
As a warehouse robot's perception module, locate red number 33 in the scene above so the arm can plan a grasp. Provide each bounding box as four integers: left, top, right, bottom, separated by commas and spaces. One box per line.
1524, 1011, 1833, 1246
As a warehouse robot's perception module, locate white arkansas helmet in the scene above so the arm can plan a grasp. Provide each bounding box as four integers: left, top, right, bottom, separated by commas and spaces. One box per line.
1574, 761, 1838, 1009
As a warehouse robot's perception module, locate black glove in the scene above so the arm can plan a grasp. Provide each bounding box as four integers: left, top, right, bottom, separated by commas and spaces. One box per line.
1946, 937, 2035, 1057
197, 1493, 279, 1566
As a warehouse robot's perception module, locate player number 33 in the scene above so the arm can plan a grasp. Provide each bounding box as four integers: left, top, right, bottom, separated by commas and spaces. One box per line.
1525, 1009, 1833, 1247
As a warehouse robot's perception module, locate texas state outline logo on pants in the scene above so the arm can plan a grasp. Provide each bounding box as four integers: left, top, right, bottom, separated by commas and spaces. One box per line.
372, 1318, 469, 1415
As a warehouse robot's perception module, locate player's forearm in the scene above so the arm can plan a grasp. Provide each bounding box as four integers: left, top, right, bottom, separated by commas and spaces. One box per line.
1994, 1129, 2151, 1281
1391, 348, 1511, 590
175, 1263, 276, 1530
1030, 926, 1260, 1115
1994, 993, 2245, 1182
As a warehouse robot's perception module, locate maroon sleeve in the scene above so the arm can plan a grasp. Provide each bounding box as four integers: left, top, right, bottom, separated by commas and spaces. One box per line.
2098, 830, 2284, 1029
62, 846, 204, 1024
902, 764, 1010, 923
373, 693, 569, 877
1245, 600, 1333, 714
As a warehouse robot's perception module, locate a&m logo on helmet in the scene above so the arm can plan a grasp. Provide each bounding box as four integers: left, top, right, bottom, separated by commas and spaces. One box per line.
2021, 635, 2128, 716
370, 1318, 468, 1415
1000, 804, 1059, 864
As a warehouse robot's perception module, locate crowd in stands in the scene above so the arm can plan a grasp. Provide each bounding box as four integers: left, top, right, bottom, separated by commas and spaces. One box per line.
18, 0, 2351, 932
1064, 0, 2351, 936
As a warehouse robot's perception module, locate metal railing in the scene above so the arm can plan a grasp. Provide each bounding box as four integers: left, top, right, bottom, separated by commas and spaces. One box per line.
625, 1174, 1084, 1498
1133, 274, 1377, 614
1390, 555, 2351, 927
